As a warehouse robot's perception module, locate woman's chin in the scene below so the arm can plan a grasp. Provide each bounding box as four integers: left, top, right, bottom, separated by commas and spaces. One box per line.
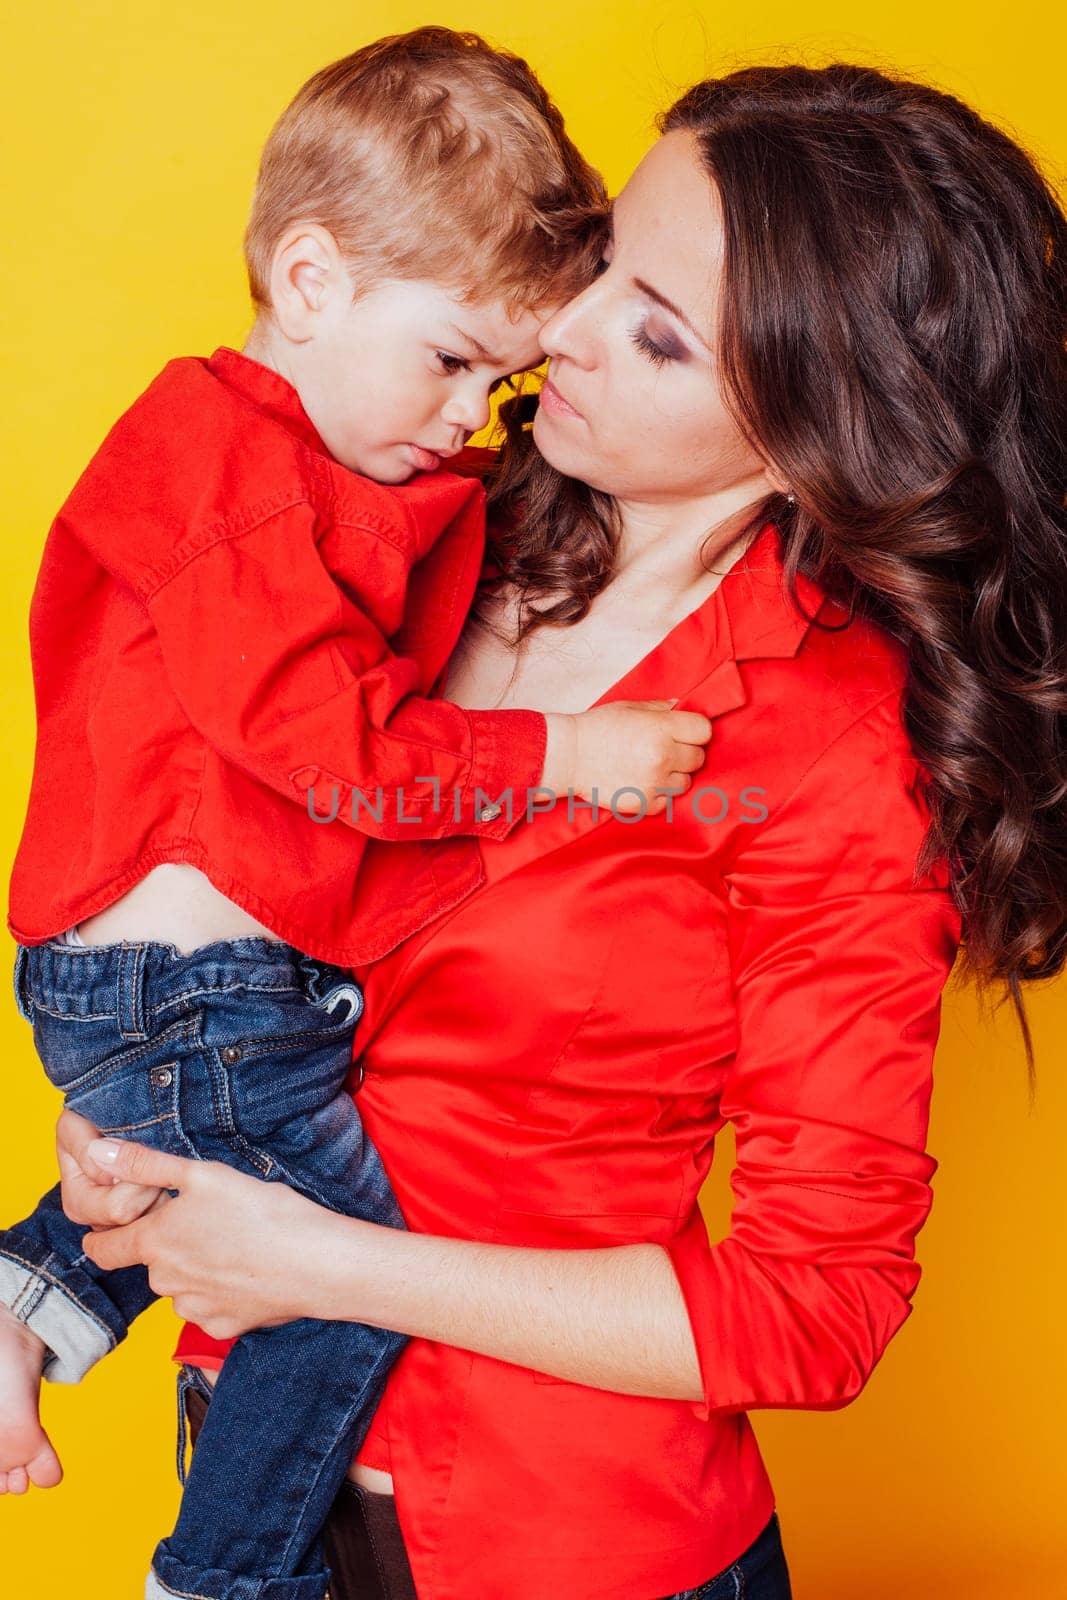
531, 412, 602, 485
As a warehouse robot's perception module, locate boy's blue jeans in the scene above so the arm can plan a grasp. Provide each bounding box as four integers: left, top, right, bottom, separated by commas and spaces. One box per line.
1, 934, 408, 1600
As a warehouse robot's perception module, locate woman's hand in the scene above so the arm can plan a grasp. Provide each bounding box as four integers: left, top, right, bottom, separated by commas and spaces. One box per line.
72, 1142, 703, 1400
56, 1108, 167, 1228
78, 1138, 351, 1340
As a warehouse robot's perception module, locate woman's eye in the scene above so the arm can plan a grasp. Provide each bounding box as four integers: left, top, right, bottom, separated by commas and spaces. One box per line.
436, 352, 472, 376
629, 324, 677, 368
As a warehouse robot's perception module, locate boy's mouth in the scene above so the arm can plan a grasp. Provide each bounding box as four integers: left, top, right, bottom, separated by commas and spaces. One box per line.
408, 444, 454, 472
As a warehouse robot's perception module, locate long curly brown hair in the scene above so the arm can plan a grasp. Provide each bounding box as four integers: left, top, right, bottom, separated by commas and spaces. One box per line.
485, 64, 1067, 1093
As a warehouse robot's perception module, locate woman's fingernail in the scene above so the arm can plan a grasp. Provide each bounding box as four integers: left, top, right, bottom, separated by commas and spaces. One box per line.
88, 1139, 120, 1164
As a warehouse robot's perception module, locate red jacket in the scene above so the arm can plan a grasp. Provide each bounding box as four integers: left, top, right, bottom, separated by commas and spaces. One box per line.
178, 522, 964, 1599
7, 348, 546, 964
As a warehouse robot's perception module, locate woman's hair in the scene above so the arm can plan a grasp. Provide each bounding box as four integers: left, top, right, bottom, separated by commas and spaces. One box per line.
245, 26, 607, 313
486, 64, 1067, 1089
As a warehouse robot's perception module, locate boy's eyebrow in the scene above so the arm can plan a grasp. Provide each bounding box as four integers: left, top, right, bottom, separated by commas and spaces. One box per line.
631, 278, 711, 353
447, 322, 505, 367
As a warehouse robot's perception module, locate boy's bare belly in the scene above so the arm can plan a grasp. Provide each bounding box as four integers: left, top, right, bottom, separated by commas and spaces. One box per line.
74, 864, 285, 951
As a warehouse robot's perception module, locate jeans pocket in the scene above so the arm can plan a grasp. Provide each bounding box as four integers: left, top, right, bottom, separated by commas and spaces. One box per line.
58, 1018, 201, 1145
31, 1003, 196, 1098
206, 987, 364, 1144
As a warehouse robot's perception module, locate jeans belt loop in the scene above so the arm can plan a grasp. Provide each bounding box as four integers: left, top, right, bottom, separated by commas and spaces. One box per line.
117, 943, 149, 1040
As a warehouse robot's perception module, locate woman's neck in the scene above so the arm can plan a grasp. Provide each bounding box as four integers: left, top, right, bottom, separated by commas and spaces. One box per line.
611, 479, 770, 609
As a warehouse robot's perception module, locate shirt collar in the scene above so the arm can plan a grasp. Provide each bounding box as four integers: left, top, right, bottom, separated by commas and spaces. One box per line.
206, 346, 329, 455
722, 521, 832, 663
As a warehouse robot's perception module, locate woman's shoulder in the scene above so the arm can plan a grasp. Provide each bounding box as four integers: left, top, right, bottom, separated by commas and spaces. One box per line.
734, 544, 911, 739
803, 599, 910, 714
742, 597, 943, 864
728, 581, 923, 830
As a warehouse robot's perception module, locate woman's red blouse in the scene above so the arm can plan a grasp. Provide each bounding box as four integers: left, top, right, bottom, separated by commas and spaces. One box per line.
176, 522, 963, 1599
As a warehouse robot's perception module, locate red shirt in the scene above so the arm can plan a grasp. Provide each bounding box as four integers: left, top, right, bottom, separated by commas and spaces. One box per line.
178, 522, 964, 1599
7, 348, 546, 964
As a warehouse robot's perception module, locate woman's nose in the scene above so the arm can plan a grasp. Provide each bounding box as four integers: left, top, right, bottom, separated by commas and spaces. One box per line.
538, 284, 599, 369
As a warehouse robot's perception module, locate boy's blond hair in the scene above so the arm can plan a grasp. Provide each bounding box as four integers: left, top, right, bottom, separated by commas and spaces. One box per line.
245, 27, 607, 315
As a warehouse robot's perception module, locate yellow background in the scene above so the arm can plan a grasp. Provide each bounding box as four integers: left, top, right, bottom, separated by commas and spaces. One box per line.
1, 3, 1064, 1595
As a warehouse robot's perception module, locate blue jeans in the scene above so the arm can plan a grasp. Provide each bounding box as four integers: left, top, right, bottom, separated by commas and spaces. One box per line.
2, 934, 407, 1600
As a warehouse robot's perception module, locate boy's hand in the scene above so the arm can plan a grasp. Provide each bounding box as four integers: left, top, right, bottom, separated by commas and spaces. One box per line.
56, 1108, 167, 1229
542, 701, 713, 817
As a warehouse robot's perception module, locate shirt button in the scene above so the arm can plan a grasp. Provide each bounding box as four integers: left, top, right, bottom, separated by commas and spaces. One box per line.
151, 1066, 174, 1088
351, 1060, 366, 1094
220, 1044, 242, 1064
478, 803, 502, 821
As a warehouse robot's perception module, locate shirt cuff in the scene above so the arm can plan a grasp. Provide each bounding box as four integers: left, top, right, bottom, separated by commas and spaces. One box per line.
461, 708, 548, 839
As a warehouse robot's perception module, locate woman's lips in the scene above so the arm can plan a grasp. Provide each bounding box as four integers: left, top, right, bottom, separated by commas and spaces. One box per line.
408, 444, 443, 472
539, 378, 583, 419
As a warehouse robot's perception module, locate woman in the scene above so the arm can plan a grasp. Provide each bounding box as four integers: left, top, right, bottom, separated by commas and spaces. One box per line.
59, 63, 1066, 1600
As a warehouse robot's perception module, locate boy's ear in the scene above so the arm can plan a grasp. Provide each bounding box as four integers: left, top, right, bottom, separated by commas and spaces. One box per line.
268, 224, 345, 341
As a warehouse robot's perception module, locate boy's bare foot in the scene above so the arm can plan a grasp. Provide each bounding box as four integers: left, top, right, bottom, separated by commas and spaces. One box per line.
0, 1301, 63, 1493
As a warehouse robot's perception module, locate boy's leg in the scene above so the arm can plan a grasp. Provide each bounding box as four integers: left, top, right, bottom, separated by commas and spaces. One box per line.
180, 1380, 418, 1600
145, 954, 408, 1600
177, 1382, 415, 1600
149, 1316, 407, 1600
1, 942, 170, 1381
0, 1182, 154, 1383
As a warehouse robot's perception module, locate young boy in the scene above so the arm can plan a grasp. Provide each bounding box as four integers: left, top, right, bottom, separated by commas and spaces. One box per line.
0, 27, 711, 1600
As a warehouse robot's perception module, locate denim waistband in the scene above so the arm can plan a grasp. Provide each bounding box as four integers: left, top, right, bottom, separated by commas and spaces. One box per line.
14, 936, 351, 1037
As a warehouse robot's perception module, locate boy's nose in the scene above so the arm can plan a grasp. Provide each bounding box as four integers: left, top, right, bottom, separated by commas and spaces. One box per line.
442, 391, 490, 433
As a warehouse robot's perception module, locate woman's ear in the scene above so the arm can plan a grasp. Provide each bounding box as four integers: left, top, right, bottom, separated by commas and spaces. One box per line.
267, 224, 344, 343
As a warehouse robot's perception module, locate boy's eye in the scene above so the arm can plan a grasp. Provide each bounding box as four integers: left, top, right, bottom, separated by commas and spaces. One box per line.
436, 351, 473, 376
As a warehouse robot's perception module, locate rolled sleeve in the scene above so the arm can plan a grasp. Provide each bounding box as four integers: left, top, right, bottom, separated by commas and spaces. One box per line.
666, 693, 963, 1419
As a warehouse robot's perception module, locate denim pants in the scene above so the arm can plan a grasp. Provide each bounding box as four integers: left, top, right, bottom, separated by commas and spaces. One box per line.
2, 934, 408, 1600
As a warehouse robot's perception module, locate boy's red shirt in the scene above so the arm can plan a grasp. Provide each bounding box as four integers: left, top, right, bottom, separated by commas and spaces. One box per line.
7, 347, 546, 965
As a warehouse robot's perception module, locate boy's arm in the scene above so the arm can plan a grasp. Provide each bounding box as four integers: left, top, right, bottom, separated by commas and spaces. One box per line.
138, 498, 545, 842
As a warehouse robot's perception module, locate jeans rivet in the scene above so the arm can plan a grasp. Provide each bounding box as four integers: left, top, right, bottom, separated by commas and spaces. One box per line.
151, 1066, 174, 1088
221, 1044, 242, 1064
